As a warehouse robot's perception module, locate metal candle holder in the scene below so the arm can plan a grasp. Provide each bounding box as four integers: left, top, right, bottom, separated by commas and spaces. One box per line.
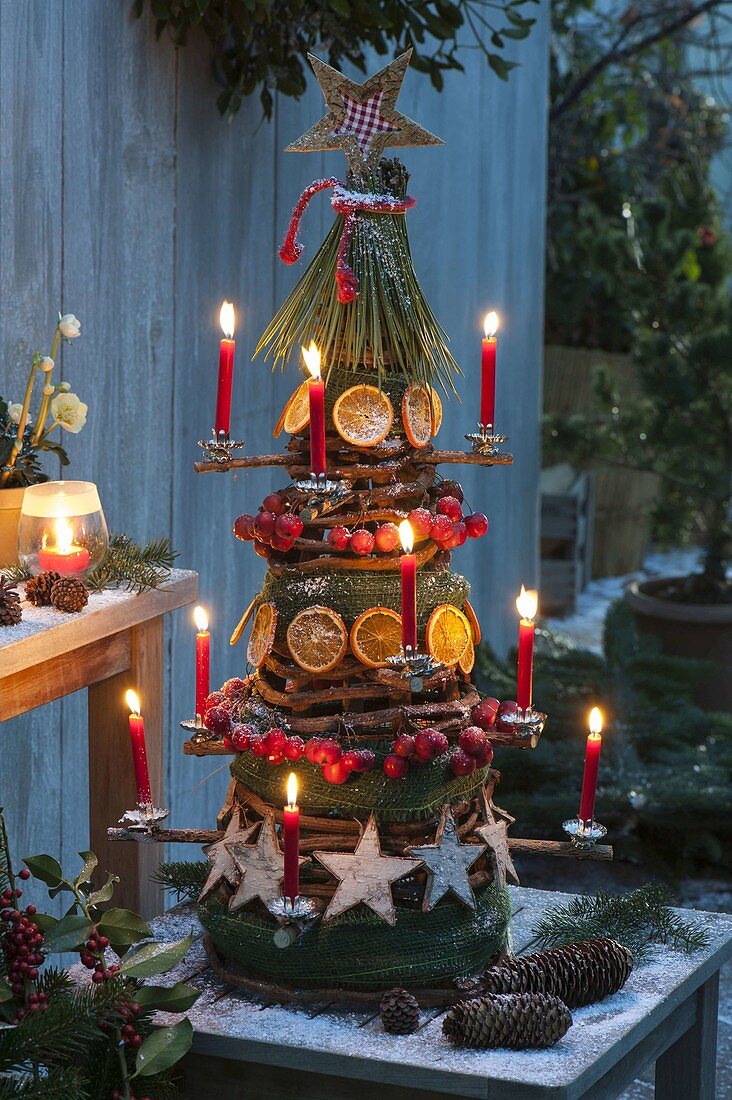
293, 472, 347, 499
118, 802, 170, 837
198, 429, 246, 464
464, 422, 508, 456
180, 715, 213, 745
268, 895, 320, 947
562, 817, 608, 850
507, 705, 547, 740
386, 646, 446, 691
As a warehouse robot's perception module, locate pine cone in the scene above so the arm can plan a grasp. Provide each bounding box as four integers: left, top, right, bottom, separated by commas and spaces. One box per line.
443, 992, 572, 1049
483, 938, 633, 1009
50, 577, 89, 614
0, 575, 22, 626
25, 570, 61, 607
380, 987, 420, 1034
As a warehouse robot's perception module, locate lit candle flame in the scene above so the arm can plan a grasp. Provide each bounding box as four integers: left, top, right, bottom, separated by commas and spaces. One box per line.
484, 311, 500, 339
589, 706, 603, 737
54, 517, 74, 555
286, 772, 298, 809
219, 300, 235, 339
125, 689, 141, 715
301, 340, 321, 382
399, 519, 414, 554
194, 605, 209, 633
516, 584, 538, 621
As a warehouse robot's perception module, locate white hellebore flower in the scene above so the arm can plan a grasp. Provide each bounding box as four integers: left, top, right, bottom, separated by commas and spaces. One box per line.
58, 314, 81, 339
50, 392, 88, 434
8, 403, 31, 426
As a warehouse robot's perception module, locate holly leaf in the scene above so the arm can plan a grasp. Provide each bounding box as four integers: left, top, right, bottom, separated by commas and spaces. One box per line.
74, 851, 98, 887
97, 908, 151, 948
43, 913, 94, 953
132, 1018, 193, 1078
135, 982, 199, 1013
33, 913, 59, 933
0, 979, 12, 1004
88, 872, 120, 908
120, 935, 192, 979
23, 854, 64, 888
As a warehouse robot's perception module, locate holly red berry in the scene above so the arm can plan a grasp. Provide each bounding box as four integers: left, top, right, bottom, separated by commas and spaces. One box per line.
437, 496, 463, 523
350, 528, 375, 556
472, 697, 500, 730
430, 514, 454, 544
204, 705, 231, 736
328, 526, 351, 551
459, 727, 487, 756
322, 759, 351, 784
473, 739, 494, 768
449, 748, 477, 777
254, 511, 276, 541
465, 512, 489, 538
18, 870, 30, 882
262, 492, 286, 516
408, 507, 433, 537
275, 513, 303, 540
374, 522, 400, 553
233, 513, 255, 541
393, 733, 416, 759
384, 754, 409, 779
495, 700, 519, 732
283, 735, 305, 761
229, 724, 253, 752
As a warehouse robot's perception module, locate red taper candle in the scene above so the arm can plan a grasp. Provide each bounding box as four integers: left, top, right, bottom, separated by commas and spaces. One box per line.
283, 772, 301, 904
303, 341, 326, 476
125, 690, 152, 806
480, 311, 499, 429
399, 520, 417, 650
214, 301, 236, 437
516, 585, 538, 711
194, 605, 210, 720
579, 707, 603, 824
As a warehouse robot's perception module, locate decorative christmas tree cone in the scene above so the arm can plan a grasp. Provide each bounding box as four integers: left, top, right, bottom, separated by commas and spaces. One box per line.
178, 51, 557, 999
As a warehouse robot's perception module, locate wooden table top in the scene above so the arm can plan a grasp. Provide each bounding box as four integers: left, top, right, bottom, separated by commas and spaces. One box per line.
140, 886, 732, 1099
0, 568, 197, 675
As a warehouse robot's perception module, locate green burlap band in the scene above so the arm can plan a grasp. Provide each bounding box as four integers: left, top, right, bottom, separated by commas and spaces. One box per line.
199, 879, 510, 991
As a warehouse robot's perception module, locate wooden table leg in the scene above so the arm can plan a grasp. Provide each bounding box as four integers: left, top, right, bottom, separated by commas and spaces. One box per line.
655, 973, 719, 1100
88, 617, 165, 918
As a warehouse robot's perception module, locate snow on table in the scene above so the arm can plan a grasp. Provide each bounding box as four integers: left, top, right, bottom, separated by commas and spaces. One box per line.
143, 886, 732, 1096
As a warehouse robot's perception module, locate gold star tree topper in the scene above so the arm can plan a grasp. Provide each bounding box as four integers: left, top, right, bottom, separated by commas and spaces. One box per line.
286, 49, 443, 172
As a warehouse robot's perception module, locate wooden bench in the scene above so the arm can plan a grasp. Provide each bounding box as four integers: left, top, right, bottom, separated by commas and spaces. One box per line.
143, 885, 731, 1099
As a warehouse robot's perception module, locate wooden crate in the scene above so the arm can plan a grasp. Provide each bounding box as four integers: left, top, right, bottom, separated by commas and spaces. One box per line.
540, 465, 594, 616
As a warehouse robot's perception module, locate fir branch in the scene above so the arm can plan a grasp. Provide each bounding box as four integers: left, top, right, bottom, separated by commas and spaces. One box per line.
0, 1065, 89, 1100
85, 534, 177, 594
153, 860, 209, 903
530, 883, 709, 960
0, 563, 31, 586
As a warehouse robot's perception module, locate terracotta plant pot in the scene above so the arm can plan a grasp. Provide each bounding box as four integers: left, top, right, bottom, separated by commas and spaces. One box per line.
0, 486, 25, 568
625, 577, 732, 712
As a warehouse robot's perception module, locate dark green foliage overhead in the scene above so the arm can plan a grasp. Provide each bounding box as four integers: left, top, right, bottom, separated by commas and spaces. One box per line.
476, 601, 732, 875
134, 0, 538, 118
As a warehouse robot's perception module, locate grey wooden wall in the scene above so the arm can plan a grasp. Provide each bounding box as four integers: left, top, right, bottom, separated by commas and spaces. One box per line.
0, 1, 549, 894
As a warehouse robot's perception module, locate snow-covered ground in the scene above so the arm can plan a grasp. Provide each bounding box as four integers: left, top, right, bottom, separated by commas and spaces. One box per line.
545, 547, 702, 653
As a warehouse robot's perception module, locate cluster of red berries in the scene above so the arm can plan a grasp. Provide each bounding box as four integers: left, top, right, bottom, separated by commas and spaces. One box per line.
200, 679, 250, 737
449, 727, 495, 776
384, 728, 449, 778
471, 695, 521, 732
1, 870, 46, 1013
80, 928, 119, 982
233, 492, 303, 557
117, 998, 144, 1051
325, 492, 488, 557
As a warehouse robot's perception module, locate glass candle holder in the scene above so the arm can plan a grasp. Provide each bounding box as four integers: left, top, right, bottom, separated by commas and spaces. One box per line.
18, 481, 108, 579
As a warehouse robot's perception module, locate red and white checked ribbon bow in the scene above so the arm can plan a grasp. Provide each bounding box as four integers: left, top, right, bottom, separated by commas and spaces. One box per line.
278, 178, 416, 303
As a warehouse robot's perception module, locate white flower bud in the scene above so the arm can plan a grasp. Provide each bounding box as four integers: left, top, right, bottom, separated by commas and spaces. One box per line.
58, 314, 81, 339
40, 356, 54, 372
57, 381, 71, 392
50, 392, 88, 434
8, 403, 31, 426
43, 385, 54, 396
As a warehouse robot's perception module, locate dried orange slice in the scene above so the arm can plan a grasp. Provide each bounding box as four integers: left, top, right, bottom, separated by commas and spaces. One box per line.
350, 607, 402, 668
463, 598, 481, 645
428, 386, 443, 435
247, 601, 277, 667
458, 636, 475, 674
286, 605, 348, 674
425, 604, 471, 667
230, 594, 259, 646
275, 379, 311, 437
401, 384, 432, 448
332, 384, 393, 447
